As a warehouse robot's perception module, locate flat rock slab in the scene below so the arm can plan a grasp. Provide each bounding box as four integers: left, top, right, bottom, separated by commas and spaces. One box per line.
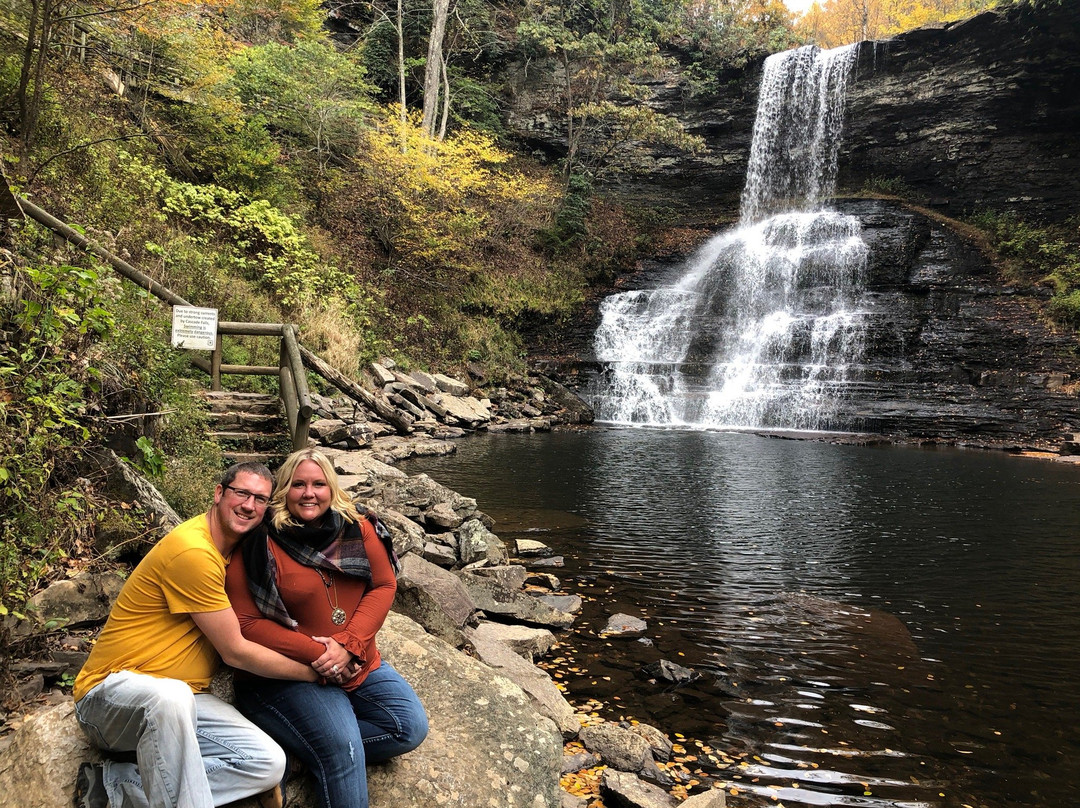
465, 626, 579, 738
470, 621, 557, 662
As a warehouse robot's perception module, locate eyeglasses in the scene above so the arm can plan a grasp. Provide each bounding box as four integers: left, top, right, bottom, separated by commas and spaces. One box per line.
223, 485, 270, 507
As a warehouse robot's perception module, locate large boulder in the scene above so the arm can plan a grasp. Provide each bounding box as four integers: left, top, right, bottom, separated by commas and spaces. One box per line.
392, 554, 478, 646
290, 612, 563, 807
0, 701, 100, 808
25, 572, 126, 629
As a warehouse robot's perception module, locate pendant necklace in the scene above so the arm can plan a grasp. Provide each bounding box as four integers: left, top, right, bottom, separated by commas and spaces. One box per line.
316, 568, 347, 626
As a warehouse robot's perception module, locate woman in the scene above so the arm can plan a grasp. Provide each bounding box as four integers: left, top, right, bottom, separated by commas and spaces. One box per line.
225, 448, 428, 808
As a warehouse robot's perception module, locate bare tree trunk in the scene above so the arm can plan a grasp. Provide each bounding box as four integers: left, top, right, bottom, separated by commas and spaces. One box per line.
437, 53, 450, 141
17, 0, 42, 149
420, 0, 450, 139
397, 0, 407, 152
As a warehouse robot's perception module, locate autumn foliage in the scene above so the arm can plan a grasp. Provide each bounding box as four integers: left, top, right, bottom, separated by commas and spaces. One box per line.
794, 0, 1000, 47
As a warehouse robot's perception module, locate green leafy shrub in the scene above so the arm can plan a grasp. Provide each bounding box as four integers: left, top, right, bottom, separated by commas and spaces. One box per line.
0, 264, 112, 611
970, 210, 1080, 328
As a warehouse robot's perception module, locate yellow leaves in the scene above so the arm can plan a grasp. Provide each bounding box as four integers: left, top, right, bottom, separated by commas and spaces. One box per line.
795, 0, 996, 48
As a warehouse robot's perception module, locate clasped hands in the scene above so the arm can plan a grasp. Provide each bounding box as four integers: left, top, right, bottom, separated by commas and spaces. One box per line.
312, 635, 361, 685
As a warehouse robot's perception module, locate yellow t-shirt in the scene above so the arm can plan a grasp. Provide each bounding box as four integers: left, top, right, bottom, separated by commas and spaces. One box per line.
74, 514, 232, 702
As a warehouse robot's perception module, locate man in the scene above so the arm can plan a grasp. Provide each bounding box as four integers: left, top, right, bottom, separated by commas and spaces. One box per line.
73, 462, 320, 808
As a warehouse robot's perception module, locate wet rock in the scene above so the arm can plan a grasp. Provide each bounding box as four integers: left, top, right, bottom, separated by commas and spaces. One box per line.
626, 723, 673, 762
599, 769, 676, 808
458, 573, 575, 630
525, 572, 562, 590
528, 556, 565, 568
580, 723, 653, 772
487, 418, 552, 434
515, 539, 555, 557
602, 614, 647, 637
537, 375, 595, 425
561, 751, 601, 774
641, 659, 701, 687
535, 594, 582, 614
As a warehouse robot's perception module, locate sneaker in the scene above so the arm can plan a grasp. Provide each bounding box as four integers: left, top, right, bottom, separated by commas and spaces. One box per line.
74, 762, 108, 808
256, 784, 283, 808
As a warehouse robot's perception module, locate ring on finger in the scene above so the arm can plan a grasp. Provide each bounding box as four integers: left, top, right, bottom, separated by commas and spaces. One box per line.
332, 664, 339, 673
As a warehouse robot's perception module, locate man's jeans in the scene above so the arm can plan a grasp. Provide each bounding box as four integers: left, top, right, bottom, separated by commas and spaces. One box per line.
74, 670, 286, 808
234, 662, 428, 808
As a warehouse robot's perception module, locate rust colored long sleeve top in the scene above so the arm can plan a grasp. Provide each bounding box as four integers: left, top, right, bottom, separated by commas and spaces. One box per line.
225, 516, 396, 690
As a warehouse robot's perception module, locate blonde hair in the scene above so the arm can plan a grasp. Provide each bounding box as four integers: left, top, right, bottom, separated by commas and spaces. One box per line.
269, 448, 360, 530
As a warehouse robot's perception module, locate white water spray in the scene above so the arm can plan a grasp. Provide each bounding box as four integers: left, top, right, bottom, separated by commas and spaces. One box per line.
592, 44, 868, 430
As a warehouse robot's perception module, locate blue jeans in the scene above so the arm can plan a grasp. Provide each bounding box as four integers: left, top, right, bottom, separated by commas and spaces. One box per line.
234, 662, 428, 808
74, 670, 286, 808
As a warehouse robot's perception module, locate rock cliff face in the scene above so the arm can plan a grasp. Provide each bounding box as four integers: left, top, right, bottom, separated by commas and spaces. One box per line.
841, 2, 1080, 224
828, 199, 1079, 445
506, 4, 1080, 445
503, 3, 1080, 223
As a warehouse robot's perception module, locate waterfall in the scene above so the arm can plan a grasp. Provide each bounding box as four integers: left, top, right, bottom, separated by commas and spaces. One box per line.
592, 44, 868, 431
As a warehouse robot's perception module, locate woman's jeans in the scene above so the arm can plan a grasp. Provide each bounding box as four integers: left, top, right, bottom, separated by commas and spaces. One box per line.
74, 670, 286, 808
234, 662, 428, 808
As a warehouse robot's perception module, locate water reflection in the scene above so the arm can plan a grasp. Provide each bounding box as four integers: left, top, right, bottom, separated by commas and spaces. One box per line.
402, 429, 1080, 808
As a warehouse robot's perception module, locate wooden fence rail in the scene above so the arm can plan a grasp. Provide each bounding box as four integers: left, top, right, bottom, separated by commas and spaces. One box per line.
15, 196, 314, 450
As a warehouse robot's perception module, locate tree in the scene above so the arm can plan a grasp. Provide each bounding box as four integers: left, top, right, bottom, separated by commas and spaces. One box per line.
516, 0, 702, 181
229, 41, 376, 172
420, 0, 452, 139
795, 0, 999, 47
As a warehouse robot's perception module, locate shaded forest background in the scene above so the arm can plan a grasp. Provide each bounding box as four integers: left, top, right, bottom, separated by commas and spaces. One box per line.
0, 0, 1052, 614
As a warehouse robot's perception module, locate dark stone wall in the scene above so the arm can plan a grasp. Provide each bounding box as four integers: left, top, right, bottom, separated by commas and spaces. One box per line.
841, 3, 1080, 223
837, 199, 1080, 446
502, 3, 1080, 223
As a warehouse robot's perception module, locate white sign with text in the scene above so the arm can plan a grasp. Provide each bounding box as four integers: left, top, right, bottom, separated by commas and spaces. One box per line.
171, 306, 219, 351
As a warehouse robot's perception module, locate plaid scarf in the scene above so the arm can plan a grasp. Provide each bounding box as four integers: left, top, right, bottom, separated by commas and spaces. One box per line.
242, 508, 398, 629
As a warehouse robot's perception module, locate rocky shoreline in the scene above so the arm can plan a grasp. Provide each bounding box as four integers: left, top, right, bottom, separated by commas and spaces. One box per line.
0, 410, 730, 808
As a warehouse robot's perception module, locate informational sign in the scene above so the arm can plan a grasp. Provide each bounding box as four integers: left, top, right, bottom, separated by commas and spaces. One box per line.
171, 306, 218, 351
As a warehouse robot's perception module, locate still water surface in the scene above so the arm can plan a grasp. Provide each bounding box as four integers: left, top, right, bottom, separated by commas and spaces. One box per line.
402, 429, 1080, 808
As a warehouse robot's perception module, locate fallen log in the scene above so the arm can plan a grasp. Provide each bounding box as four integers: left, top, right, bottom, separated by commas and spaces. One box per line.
298, 345, 415, 435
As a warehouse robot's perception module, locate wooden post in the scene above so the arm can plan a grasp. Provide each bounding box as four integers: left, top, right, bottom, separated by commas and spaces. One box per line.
210, 333, 223, 391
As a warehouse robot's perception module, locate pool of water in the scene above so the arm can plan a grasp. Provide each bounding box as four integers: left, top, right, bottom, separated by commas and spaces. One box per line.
402, 428, 1080, 808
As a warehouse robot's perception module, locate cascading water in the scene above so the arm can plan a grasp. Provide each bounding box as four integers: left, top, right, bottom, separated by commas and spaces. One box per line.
592, 44, 869, 431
